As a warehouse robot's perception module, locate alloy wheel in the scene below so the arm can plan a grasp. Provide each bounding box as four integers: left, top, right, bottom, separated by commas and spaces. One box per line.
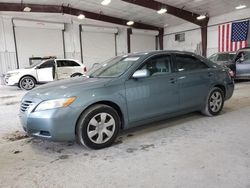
87, 113, 115, 144
21, 78, 35, 90
209, 91, 223, 113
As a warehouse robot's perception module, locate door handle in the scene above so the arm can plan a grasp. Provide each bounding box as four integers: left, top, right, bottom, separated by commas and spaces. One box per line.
208, 72, 214, 77
178, 76, 186, 80
170, 78, 176, 84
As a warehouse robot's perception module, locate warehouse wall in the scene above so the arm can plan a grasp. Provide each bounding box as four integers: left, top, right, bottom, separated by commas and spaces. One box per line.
163, 8, 250, 57
0, 15, 129, 81
0, 16, 17, 84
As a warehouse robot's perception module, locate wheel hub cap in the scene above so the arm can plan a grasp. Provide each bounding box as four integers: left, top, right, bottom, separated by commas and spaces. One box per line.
22, 78, 34, 90
209, 91, 222, 113
87, 113, 115, 144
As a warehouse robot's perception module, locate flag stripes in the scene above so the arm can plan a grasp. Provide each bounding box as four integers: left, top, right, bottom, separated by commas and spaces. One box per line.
218, 21, 249, 52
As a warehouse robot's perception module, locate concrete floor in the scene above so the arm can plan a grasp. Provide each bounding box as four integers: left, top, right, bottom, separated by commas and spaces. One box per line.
0, 82, 250, 188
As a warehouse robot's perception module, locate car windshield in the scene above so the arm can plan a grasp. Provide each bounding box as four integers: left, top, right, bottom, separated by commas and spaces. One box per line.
217, 54, 233, 61
25, 61, 42, 68
243, 51, 250, 61
88, 55, 142, 78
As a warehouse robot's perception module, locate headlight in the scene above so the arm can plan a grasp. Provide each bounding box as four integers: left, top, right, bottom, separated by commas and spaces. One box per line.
34, 97, 76, 112
7, 72, 19, 77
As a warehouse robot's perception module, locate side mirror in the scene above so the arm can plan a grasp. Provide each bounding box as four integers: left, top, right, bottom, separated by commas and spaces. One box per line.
132, 69, 150, 79
35, 65, 41, 69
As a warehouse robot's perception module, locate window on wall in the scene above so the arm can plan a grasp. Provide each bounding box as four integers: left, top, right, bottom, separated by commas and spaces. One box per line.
175, 54, 208, 72
175, 33, 185, 42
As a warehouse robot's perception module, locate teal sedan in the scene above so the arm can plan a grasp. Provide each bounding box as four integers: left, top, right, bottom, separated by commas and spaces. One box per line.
19, 51, 234, 149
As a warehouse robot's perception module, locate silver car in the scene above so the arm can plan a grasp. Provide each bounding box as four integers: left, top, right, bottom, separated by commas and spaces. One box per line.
227, 48, 250, 79
19, 51, 234, 149
208, 52, 235, 65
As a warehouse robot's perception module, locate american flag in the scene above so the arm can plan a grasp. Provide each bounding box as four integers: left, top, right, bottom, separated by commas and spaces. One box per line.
218, 20, 249, 52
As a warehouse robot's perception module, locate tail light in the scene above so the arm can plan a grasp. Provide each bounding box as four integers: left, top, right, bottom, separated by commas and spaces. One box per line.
228, 70, 235, 77
83, 67, 87, 72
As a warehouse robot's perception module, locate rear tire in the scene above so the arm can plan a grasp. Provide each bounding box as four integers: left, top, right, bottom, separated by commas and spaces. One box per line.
19, 76, 36, 90
201, 87, 224, 116
71, 73, 82, 78
76, 104, 121, 149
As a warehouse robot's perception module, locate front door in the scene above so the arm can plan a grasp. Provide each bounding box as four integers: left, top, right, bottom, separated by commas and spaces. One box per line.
125, 54, 179, 123
36, 60, 55, 82
235, 51, 250, 77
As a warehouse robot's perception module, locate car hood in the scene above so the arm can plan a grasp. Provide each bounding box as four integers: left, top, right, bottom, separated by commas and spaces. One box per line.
7, 68, 29, 74
25, 76, 113, 100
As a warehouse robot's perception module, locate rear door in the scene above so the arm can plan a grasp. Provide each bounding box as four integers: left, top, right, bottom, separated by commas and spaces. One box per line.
125, 54, 179, 123
56, 60, 82, 79
173, 53, 211, 110
36, 60, 55, 82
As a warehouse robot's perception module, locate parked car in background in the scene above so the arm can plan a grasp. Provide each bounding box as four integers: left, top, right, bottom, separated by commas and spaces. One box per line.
226, 48, 250, 79
208, 52, 236, 65
4, 59, 87, 90
19, 51, 234, 149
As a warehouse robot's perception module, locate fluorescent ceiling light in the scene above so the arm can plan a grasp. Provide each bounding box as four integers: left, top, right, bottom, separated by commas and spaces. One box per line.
126, 21, 134, 26
101, 0, 111, 6
157, 8, 167, 14
235, 4, 246, 10
23, 7, 31, 12
197, 15, 206, 20
78, 14, 85, 19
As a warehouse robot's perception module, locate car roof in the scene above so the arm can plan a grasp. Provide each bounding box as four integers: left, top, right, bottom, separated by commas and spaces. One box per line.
127, 50, 197, 57
237, 47, 250, 52
215, 52, 236, 54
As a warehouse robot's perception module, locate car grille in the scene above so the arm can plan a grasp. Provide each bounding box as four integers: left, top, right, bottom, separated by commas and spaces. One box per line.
4, 74, 10, 83
20, 100, 33, 112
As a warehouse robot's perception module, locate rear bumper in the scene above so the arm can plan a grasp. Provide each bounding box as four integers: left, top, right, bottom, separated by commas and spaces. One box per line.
225, 81, 234, 100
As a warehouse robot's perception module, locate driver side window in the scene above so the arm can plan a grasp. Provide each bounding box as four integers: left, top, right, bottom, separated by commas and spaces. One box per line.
138, 55, 171, 76
39, 60, 55, 69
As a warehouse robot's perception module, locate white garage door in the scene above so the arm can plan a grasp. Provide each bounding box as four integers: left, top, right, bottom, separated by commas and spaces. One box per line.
14, 20, 64, 68
81, 25, 118, 69
131, 29, 159, 53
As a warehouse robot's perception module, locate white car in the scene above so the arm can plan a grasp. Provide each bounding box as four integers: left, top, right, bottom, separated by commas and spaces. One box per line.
4, 59, 87, 90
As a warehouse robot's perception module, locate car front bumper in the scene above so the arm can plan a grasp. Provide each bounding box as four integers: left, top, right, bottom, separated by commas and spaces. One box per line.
5, 75, 20, 86
19, 97, 82, 141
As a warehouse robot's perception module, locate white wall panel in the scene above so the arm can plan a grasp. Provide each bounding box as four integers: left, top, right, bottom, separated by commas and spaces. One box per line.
64, 23, 82, 62
0, 16, 17, 80
15, 27, 64, 68
164, 29, 201, 52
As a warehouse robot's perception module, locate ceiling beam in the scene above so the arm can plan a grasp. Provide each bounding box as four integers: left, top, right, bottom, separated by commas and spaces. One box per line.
0, 2, 161, 30
121, 0, 209, 26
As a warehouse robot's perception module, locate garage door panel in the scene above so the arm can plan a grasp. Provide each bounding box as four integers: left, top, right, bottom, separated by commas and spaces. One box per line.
15, 27, 64, 68
131, 34, 156, 53
82, 31, 116, 69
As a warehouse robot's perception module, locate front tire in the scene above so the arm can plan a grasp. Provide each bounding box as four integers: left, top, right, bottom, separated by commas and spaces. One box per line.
19, 76, 36, 90
201, 87, 224, 116
76, 104, 121, 149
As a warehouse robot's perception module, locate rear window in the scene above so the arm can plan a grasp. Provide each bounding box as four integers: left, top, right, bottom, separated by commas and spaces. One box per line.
57, 60, 80, 67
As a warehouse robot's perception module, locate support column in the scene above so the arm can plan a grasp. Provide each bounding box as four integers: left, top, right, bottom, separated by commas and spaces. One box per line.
127, 28, 132, 53
158, 28, 164, 50
201, 26, 207, 57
